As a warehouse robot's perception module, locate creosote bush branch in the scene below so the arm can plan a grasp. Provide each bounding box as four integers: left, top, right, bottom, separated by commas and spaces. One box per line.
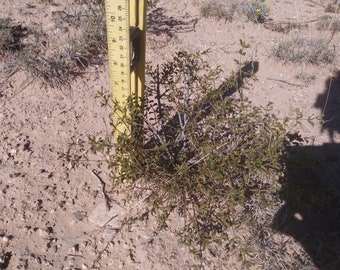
62, 44, 302, 254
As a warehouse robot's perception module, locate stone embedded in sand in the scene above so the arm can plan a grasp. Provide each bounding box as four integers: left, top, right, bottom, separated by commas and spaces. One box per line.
88, 202, 126, 228
73, 211, 87, 221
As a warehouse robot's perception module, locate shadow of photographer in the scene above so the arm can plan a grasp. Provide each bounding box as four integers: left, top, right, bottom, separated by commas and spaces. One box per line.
274, 72, 340, 269
314, 70, 340, 142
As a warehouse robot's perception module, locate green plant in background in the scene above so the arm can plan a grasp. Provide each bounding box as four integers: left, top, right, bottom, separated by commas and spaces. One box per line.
62, 43, 300, 256
243, 0, 269, 23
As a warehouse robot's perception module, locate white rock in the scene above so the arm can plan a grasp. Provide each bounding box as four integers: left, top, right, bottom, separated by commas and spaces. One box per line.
10, 149, 17, 156
88, 202, 126, 228
2, 236, 9, 242
37, 228, 49, 237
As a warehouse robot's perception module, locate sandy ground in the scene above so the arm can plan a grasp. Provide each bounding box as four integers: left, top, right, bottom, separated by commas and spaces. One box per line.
1, 0, 340, 269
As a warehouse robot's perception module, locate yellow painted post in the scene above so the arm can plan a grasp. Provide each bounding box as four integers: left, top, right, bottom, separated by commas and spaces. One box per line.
104, 0, 146, 178
104, 0, 146, 142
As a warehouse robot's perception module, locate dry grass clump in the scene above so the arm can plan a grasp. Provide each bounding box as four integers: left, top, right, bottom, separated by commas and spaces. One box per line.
200, 1, 237, 21
295, 72, 316, 85
17, 48, 84, 88
317, 15, 340, 32
1, 0, 107, 88
0, 18, 28, 54
74, 0, 104, 4
243, 0, 269, 23
324, 1, 340, 13
271, 36, 335, 64
199, 0, 270, 23
68, 5, 107, 68
200, 0, 269, 23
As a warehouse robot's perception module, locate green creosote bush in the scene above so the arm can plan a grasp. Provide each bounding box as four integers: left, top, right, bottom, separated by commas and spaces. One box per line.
62, 41, 303, 254
243, 0, 269, 23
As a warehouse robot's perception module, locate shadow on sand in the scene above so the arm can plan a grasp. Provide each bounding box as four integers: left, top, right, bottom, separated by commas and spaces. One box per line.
314, 70, 340, 142
274, 72, 340, 269
147, 7, 198, 37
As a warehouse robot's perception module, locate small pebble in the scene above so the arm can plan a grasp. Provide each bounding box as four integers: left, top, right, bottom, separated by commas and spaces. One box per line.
37, 228, 49, 237
104, 228, 118, 235
293, 212, 303, 221
2, 236, 9, 242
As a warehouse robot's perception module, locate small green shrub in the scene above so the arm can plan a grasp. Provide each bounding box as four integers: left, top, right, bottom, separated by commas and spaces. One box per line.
63, 45, 300, 254
271, 35, 335, 64
243, 0, 269, 23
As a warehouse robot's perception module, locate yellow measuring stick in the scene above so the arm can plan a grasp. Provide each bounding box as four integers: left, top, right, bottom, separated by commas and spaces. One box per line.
104, 0, 146, 142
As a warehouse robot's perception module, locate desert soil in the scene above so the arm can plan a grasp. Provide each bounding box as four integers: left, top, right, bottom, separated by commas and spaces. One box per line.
1, 0, 339, 269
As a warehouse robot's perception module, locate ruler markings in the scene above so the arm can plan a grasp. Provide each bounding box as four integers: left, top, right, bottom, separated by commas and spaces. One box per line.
105, 0, 146, 146
106, 0, 130, 102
